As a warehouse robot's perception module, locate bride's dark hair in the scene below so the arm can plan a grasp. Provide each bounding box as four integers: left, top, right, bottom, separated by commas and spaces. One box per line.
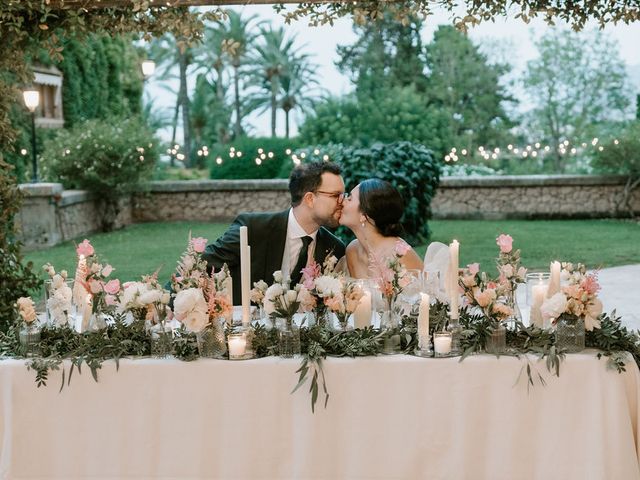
358, 179, 404, 237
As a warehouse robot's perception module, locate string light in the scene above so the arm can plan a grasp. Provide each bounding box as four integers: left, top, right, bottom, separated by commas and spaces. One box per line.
322, 155, 329, 161
461, 149, 467, 155
255, 158, 262, 165
20, 148, 27, 155
313, 149, 320, 155
285, 148, 292, 155
268, 152, 274, 159
216, 157, 222, 165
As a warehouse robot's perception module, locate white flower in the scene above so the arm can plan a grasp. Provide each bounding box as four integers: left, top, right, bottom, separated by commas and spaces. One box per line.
51, 273, 65, 289
139, 289, 162, 305
324, 255, 338, 272
173, 288, 208, 332
273, 270, 283, 283
264, 283, 285, 315
541, 292, 568, 322
120, 282, 147, 310
285, 290, 298, 304
60, 270, 68, 279
583, 298, 603, 331
160, 292, 170, 305
315, 276, 343, 297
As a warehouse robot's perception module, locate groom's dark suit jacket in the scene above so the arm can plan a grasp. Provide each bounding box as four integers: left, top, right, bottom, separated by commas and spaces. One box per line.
202, 209, 346, 305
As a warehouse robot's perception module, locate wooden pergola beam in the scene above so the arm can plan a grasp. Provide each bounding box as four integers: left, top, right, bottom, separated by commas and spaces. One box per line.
49, 0, 344, 8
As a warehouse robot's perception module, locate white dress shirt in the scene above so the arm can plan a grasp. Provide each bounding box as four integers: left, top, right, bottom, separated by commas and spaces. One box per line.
281, 209, 318, 279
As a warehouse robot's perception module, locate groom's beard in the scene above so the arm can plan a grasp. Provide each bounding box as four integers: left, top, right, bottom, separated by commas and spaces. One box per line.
314, 208, 342, 229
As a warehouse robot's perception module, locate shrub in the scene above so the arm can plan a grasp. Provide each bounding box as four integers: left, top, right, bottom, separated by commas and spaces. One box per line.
298, 87, 448, 157
592, 121, 640, 217
209, 137, 301, 180
40, 116, 158, 231
0, 159, 42, 332
284, 142, 441, 244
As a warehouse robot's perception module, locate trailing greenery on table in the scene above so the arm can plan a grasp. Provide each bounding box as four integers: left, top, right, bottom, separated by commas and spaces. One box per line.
1, 304, 639, 412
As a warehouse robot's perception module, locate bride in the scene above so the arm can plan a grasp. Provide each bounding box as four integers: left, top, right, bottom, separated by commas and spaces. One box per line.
338, 178, 423, 278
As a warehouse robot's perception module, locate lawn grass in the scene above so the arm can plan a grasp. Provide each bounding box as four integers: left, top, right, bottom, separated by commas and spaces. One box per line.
23, 219, 640, 288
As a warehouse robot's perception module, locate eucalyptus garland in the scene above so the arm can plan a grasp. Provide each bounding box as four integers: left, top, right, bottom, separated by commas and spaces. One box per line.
2, 304, 639, 412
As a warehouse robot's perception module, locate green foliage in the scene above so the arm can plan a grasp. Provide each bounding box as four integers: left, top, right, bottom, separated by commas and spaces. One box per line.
209, 136, 301, 179
286, 141, 440, 244
424, 25, 515, 159
592, 122, 640, 217
0, 160, 42, 332
40, 116, 158, 231
59, 35, 143, 128
336, 12, 428, 95
522, 29, 632, 172
298, 88, 446, 153
593, 122, 640, 177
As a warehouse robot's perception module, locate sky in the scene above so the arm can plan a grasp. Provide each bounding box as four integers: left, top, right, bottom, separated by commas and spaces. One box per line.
145, 4, 640, 143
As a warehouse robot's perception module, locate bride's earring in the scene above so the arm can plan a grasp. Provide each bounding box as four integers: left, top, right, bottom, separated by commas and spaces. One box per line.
361, 222, 365, 228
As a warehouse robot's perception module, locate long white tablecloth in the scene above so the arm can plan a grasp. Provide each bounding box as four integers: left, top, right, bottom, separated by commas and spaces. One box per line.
1, 351, 639, 480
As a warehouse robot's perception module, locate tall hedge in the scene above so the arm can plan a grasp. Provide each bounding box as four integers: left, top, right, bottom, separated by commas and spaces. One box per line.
0, 160, 41, 332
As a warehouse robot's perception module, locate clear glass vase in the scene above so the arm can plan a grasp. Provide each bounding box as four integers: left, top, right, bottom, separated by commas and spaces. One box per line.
555, 315, 585, 353
277, 317, 301, 358
88, 312, 108, 331
380, 300, 401, 354
19, 323, 41, 357
505, 289, 522, 330
485, 322, 507, 354
44, 278, 76, 328
196, 320, 227, 359
149, 323, 173, 358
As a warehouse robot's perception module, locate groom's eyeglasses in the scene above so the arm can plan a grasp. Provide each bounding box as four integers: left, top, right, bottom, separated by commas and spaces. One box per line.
315, 190, 348, 204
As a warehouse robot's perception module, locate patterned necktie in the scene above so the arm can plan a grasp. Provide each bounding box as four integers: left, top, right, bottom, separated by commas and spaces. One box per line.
290, 236, 313, 285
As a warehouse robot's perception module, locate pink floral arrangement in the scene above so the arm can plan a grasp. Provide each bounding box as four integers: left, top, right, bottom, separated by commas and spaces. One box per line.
171, 235, 232, 332
541, 263, 603, 331
72, 239, 120, 316
459, 234, 528, 323
370, 239, 412, 309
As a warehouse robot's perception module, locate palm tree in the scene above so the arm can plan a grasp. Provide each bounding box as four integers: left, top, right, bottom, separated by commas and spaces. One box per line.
148, 34, 196, 167
279, 58, 324, 138
217, 11, 263, 138
193, 26, 230, 143
246, 27, 303, 137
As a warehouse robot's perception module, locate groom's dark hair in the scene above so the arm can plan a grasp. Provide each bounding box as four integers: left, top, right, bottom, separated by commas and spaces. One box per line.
289, 161, 342, 206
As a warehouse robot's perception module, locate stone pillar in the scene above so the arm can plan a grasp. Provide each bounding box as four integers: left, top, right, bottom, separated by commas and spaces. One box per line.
16, 182, 64, 250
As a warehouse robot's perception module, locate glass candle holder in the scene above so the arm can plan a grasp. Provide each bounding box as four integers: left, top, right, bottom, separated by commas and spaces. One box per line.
433, 331, 453, 357
228, 332, 248, 360
525, 272, 550, 305
415, 333, 432, 357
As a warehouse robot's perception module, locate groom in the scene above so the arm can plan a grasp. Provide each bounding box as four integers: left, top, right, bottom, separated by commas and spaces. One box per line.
202, 161, 347, 305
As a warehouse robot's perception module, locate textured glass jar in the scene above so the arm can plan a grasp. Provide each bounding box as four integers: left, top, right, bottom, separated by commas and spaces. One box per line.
277, 317, 301, 358
379, 301, 401, 354
149, 324, 173, 358
19, 323, 41, 357
196, 320, 227, 359
485, 322, 507, 354
555, 315, 585, 353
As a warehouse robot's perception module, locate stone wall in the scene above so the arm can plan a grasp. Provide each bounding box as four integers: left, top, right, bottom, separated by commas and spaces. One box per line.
132, 180, 290, 223
16, 176, 640, 250
430, 175, 640, 220
17, 183, 131, 250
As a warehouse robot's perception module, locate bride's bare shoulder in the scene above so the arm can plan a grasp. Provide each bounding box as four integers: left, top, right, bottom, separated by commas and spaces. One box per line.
346, 239, 361, 254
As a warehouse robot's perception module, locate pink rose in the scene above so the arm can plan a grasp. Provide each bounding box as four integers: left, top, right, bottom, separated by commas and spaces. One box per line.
102, 264, 114, 277
105, 294, 118, 306
474, 288, 497, 308
89, 279, 103, 294
496, 234, 513, 253
76, 239, 95, 257
487, 281, 497, 290
191, 237, 208, 253
394, 240, 411, 257
467, 263, 480, 275
104, 279, 120, 295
